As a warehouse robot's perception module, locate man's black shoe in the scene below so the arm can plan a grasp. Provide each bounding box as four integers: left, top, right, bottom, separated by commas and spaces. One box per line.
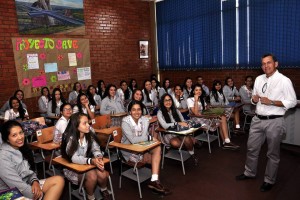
260, 182, 273, 192
236, 174, 255, 181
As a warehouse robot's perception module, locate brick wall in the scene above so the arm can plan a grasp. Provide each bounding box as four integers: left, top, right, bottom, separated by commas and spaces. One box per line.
0, 0, 153, 117
160, 68, 300, 97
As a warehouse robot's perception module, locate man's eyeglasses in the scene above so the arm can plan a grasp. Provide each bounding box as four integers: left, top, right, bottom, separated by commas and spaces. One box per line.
262, 83, 267, 93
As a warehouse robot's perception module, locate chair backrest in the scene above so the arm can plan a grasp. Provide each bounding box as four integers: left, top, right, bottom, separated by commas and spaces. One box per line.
31, 117, 46, 126
92, 115, 111, 129
112, 127, 123, 143
36, 126, 55, 143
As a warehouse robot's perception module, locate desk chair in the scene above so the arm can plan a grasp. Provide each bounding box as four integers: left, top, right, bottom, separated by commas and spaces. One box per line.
242, 104, 256, 131
112, 127, 152, 199
52, 156, 115, 200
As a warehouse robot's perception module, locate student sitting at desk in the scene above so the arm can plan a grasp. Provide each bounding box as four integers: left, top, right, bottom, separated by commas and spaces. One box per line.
86, 85, 102, 112
53, 103, 72, 144
158, 78, 172, 99
47, 88, 66, 117
142, 80, 158, 116
239, 76, 256, 113
100, 84, 125, 115
38, 87, 51, 118
183, 77, 194, 99
171, 84, 189, 119
68, 82, 82, 105
158, 93, 198, 165
210, 80, 240, 131
4, 97, 29, 122
121, 100, 171, 195
97, 80, 106, 100
61, 113, 111, 200
189, 84, 239, 150
128, 89, 149, 115
116, 80, 132, 107
0, 89, 27, 115
0, 120, 64, 200
73, 93, 95, 120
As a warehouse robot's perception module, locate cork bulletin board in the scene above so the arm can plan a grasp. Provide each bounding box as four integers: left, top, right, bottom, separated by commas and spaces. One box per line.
12, 37, 92, 98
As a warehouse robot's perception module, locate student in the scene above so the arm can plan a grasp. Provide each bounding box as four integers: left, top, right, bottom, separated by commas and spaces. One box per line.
97, 80, 106, 99
128, 78, 138, 92
86, 85, 101, 111
73, 93, 95, 120
151, 78, 160, 99
158, 94, 198, 165
100, 84, 125, 115
116, 80, 132, 106
196, 76, 209, 96
183, 77, 193, 99
129, 89, 149, 115
121, 100, 171, 195
0, 120, 64, 200
53, 103, 72, 144
142, 80, 158, 107
0, 90, 27, 115
4, 97, 29, 122
171, 84, 189, 119
158, 78, 172, 99
222, 77, 241, 130
239, 76, 255, 112
47, 88, 66, 117
38, 87, 51, 117
61, 113, 111, 200
189, 84, 239, 150
68, 82, 82, 105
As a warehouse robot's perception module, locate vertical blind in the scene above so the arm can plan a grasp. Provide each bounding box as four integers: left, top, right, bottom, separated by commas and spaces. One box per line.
156, 0, 300, 70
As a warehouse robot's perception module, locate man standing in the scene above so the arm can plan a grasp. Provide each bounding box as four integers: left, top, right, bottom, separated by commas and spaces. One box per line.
236, 53, 297, 192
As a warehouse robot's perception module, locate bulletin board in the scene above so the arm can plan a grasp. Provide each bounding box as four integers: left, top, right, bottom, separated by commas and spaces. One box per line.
11, 37, 92, 98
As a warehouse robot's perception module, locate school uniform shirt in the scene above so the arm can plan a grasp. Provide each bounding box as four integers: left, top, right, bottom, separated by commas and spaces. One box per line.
0, 143, 39, 199
68, 91, 79, 104
100, 96, 125, 115
4, 108, 29, 121
93, 94, 102, 106
171, 94, 188, 110
142, 89, 158, 107
223, 85, 240, 101
38, 96, 49, 113
116, 88, 132, 102
0, 100, 27, 115
239, 85, 253, 104
73, 104, 95, 114
158, 87, 172, 99
53, 116, 69, 143
183, 88, 193, 99
47, 100, 63, 117
210, 91, 229, 106
202, 84, 210, 96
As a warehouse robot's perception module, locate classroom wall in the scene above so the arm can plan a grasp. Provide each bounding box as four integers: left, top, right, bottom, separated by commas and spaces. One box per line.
160, 69, 300, 97
0, 0, 153, 116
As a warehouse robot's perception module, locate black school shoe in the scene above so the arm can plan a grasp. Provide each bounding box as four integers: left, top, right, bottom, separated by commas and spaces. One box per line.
222, 142, 240, 150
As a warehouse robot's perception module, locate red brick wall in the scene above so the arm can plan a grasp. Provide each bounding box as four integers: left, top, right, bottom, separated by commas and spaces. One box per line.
160, 69, 300, 97
0, 0, 153, 117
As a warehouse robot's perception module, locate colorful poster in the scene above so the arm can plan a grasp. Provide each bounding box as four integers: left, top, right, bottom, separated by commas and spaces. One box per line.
68, 53, 77, 66
27, 53, 39, 69
77, 67, 91, 80
57, 70, 71, 81
32, 75, 47, 88
44, 63, 58, 73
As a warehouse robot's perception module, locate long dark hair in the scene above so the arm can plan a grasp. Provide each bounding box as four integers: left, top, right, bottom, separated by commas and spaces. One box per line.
76, 93, 92, 117
41, 87, 51, 100
127, 100, 144, 116
51, 88, 66, 113
73, 82, 82, 93
160, 93, 181, 123
120, 80, 130, 100
9, 97, 26, 120
162, 78, 170, 92
211, 80, 226, 103
1, 120, 35, 170
97, 80, 106, 99
143, 80, 152, 103
61, 113, 100, 162
225, 77, 235, 90
183, 77, 194, 97
86, 85, 97, 106
131, 89, 148, 115
128, 79, 138, 92
14, 90, 24, 100
103, 84, 117, 99
191, 84, 206, 111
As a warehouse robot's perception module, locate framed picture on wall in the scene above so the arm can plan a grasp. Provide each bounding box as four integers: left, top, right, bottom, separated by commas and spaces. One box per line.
139, 40, 149, 59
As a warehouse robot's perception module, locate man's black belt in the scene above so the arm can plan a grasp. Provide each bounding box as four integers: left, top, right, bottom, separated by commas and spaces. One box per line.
256, 115, 283, 120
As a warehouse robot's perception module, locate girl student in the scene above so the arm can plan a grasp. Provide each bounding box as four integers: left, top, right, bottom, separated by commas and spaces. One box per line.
116, 80, 132, 106
53, 103, 72, 144
157, 93, 199, 165
100, 84, 125, 115
73, 93, 95, 120
38, 87, 51, 117
0, 120, 64, 200
47, 88, 66, 117
86, 85, 102, 111
0, 89, 27, 115
68, 82, 82, 105
61, 113, 111, 200
188, 84, 240, 150
121, 100, 171, 195
4, 97, 29, 122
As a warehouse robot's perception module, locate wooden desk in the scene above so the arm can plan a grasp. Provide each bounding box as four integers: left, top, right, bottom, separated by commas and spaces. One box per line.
109, 140, 161, 153
110, 112, 127, 117
94, 127, 120, 135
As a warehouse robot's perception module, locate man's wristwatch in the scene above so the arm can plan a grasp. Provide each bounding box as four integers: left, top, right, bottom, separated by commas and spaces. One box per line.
270, 101, 275, 105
